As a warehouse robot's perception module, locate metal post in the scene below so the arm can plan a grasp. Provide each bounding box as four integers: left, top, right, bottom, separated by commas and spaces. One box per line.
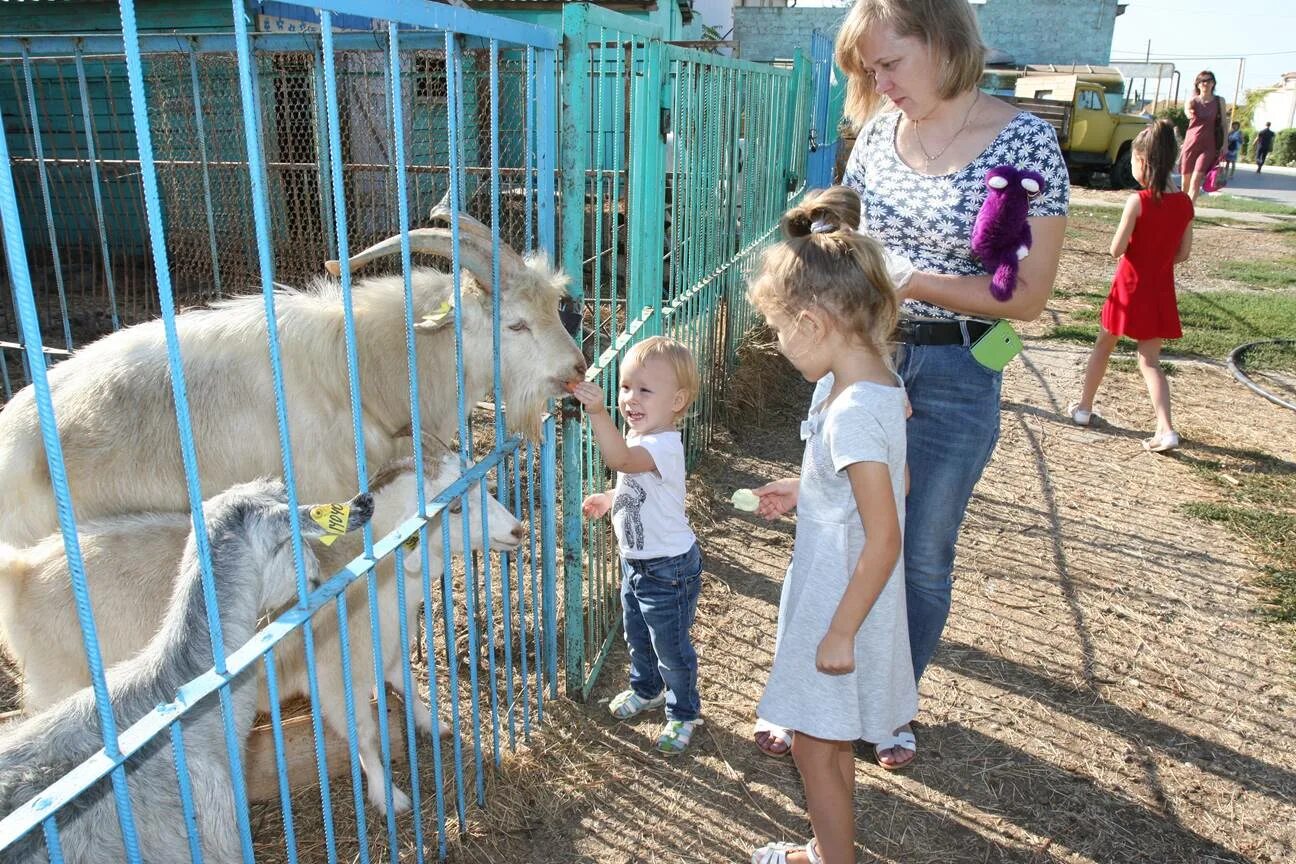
559, 1, 590, 698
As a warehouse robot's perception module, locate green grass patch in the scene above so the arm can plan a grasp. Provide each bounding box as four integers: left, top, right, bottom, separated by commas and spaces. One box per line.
1069, 205, 1123, 225
1210, 257, 1296, 288
1108, 357, 1176, 376
1199, 195, 1296, 217
1183, 449, 1296, 626
1046, 290, 1296, 360
1181, 502, 1296, 624
1240, 341, 1296, 372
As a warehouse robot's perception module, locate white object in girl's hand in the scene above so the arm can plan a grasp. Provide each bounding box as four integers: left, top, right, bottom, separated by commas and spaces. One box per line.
882, 247, 915, 290
731, 488, 760, 512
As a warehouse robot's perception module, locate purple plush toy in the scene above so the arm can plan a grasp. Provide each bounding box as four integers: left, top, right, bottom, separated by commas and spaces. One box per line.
971, 165, 1046, 301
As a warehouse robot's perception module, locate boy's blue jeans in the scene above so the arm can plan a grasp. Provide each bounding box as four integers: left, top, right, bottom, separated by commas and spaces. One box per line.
897, 343, 1002, 682
620, 543, 703, 721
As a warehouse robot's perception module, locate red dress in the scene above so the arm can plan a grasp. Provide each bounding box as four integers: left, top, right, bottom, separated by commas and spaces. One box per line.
1101, 189, 1194, 340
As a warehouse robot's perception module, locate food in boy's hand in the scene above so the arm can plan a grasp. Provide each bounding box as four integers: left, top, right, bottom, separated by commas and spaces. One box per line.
731, 488, 760, 512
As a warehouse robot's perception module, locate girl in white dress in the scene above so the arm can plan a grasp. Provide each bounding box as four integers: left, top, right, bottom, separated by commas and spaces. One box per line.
749, 189, 917, 864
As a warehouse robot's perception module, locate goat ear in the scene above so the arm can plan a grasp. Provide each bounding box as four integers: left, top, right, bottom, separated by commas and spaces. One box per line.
413, 299, 455, 334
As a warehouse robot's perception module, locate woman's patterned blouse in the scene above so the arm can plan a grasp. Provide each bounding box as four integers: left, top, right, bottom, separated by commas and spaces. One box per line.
842, 109, 1070, 320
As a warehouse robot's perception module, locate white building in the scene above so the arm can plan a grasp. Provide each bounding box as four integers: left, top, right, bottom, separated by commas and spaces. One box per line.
1254, 72, 1296, 133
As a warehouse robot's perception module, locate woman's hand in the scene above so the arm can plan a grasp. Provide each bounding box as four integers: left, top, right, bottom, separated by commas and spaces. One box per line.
753, 478, 799, 520
816, 629, 855, 675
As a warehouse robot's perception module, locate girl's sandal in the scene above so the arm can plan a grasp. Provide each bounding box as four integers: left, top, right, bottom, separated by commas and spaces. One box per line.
657, 718, 702, 755
753, 717, 793, 758
751, 839, 823, 864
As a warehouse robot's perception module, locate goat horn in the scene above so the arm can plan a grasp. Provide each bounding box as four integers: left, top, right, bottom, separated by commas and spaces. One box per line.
324, 228, 503, 296
429, 192, 527, 274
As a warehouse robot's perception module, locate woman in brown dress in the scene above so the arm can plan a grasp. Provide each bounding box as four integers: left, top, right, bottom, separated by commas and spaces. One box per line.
1182, 70, 1226, 203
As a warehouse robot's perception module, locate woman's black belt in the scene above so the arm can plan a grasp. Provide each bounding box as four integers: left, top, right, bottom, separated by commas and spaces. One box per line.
897, 319, 993, 347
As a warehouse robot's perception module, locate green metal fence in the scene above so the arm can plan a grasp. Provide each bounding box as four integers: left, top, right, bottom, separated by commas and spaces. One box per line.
558, 3, 818, 697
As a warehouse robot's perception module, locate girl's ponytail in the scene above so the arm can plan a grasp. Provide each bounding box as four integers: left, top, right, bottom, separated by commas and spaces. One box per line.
753, 187, 897, 357
1133, 118, 1179, 197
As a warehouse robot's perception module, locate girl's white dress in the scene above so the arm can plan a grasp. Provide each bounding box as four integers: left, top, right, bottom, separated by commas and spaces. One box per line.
756, 376, 917, 742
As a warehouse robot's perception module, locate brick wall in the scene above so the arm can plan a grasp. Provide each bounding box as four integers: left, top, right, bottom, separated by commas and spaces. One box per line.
734, 0, 1119, 67
976, 0, 1120, 66
732, 7, 848, 63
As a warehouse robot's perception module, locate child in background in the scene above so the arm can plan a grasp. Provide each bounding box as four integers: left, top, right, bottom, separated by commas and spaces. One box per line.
748, 189, 916, 864
572, 336, 704, 755
1225, 121, 1242, 180
1069, 119, 1193, 453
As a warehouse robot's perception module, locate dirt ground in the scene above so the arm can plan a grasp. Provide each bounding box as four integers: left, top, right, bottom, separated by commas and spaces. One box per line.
436, 212, 1296, 864
3, 208, 1294, 864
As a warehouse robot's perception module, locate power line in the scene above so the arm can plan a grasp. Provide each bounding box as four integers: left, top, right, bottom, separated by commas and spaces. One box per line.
1111, 48, 1296, 59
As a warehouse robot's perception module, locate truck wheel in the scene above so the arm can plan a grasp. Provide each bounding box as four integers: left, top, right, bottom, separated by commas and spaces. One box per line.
1110, 147, 1138, 189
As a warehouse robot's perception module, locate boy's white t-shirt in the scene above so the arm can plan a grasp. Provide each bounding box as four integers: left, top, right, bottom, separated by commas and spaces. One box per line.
611, 429, 696, 560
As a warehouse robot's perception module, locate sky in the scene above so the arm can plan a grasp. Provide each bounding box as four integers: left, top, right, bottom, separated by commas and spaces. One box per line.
788, 0, 1296, 107
1111, 0, 1296, 106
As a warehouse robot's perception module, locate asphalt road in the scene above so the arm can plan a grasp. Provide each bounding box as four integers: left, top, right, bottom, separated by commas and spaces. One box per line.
1210, 162, 1296, 207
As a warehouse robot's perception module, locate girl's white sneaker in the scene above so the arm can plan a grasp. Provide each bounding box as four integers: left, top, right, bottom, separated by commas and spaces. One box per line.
1143, 431, 1181, 453
1066, 402, 1093, 426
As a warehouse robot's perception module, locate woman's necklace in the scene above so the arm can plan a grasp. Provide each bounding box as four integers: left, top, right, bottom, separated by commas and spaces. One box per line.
912, 91, 980, 168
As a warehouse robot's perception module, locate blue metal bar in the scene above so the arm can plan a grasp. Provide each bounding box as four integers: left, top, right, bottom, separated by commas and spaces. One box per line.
186, 43, 224, 297
523, 47, 534, 253
522, 442, 537, 727
169, 721, 205, 864
72, 42, 120, 332
386, 22, 433, 862
0, 36, 141, 864
41, 819, 64, 864
19, 44, 73, 352
261, 654, 300, 864
228, 3, 341, 859
485, 36, 508, 765
312, 42, 338, 262
439, 32, 470, 829
443, 29, 488, 812
364, 27, 402, 851
319, 13, 376, 858
536, 49, 556, 260
119, 0, 260, 858
411, 542, 448, 862
541, 411, 558, 698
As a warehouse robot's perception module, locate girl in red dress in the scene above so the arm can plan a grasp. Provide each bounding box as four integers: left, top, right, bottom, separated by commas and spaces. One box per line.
1068, 119, 1194, 453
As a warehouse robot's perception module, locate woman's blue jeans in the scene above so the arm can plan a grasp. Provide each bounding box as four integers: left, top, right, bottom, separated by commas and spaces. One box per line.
897, 343, 1002, 682
620, 543, 703, 721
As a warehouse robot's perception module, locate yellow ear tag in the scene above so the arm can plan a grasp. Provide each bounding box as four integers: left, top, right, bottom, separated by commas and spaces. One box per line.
421, 301, 453, 327
309, 503, 351, 546
402, 533, 420, 553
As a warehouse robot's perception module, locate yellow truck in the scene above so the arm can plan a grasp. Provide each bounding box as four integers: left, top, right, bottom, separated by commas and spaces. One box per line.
1007, 74, 1150, 189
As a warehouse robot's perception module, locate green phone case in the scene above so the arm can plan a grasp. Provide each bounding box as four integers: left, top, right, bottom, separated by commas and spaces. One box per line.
969, 319, 1022, 372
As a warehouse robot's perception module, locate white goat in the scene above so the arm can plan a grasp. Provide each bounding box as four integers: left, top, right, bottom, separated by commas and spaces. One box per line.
0, 453, 521, 816
0, 208, 584, 548
0, 480, 373, 864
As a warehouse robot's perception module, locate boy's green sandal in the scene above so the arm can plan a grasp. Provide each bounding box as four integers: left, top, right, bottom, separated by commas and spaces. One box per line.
657, 718, 702, 755
609, 689, 666, 720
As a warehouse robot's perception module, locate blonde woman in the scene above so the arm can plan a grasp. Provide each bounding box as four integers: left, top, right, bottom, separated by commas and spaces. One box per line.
806, 0, 1068, 785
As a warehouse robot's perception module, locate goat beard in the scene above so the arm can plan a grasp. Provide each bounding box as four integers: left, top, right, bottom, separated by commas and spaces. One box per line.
504, 378, 555, 442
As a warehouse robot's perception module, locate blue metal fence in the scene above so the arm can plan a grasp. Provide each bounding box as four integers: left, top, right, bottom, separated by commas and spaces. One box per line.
0, 1, 564, 861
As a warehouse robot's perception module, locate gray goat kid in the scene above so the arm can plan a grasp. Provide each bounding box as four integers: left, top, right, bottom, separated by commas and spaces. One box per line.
0, 452, 522, 816
0, 480, 372, 864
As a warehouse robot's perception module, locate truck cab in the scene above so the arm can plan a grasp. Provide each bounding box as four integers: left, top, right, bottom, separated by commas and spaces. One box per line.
1011, 74, 1151, 188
